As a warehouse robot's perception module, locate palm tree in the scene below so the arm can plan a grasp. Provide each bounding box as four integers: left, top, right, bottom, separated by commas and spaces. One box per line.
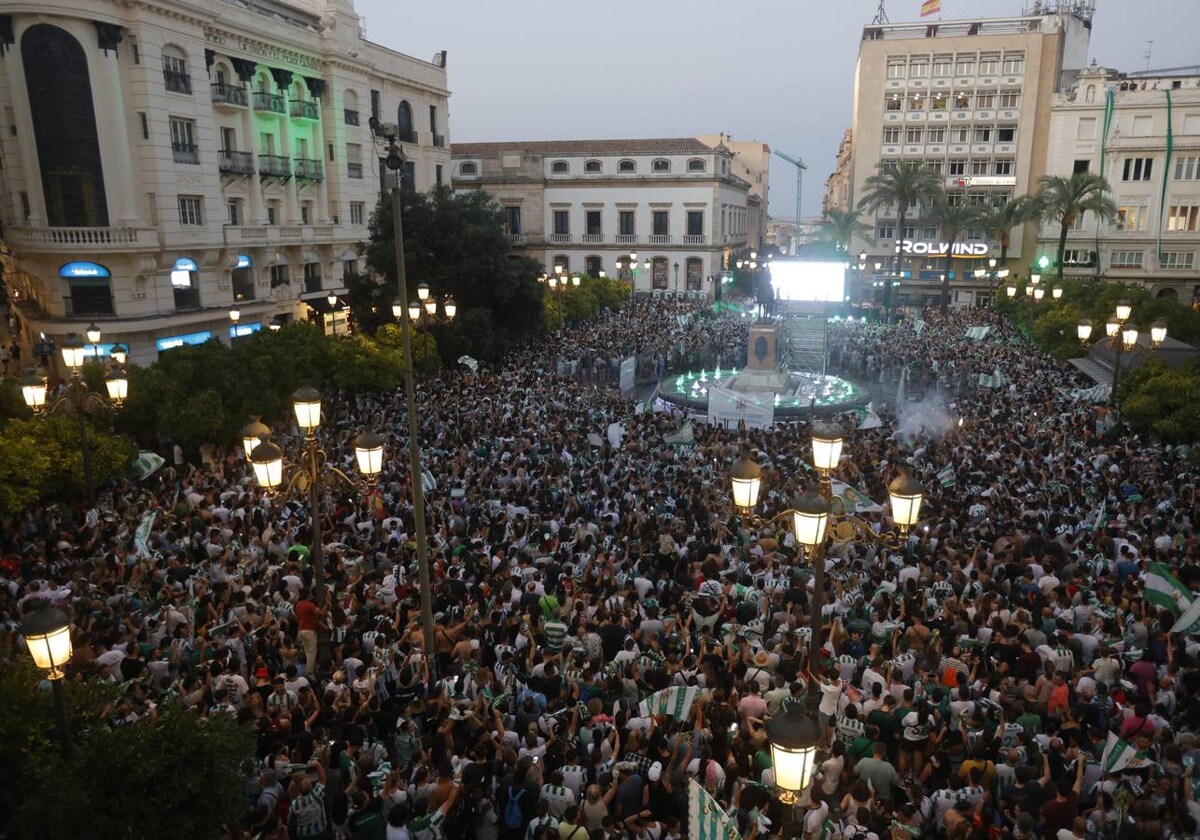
979, 195, 1038, 272
816, 208, 873, 254
927, 199, 986, 313
858, 162, 944, 278
1034, 172, 1118, 281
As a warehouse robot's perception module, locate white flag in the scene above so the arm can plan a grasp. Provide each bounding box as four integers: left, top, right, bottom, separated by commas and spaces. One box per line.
1100, 732, 1153, 774
638, 686, 702, 722
133, 510, 158, 560
688, 779, 741, 840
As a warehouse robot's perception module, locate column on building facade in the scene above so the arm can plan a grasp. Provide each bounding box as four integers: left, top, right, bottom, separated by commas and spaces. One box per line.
3, 24, 46, 225
241, 106, 265, 224
89, 40, 140, 225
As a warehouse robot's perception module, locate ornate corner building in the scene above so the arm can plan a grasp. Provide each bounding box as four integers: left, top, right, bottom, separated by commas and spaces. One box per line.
0, 0, 450, 364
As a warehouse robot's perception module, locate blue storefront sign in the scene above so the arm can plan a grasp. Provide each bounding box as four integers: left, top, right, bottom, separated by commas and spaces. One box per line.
59, 261, 111, 278
229, 322, 262, 339
235, 254, 253, 269
156, 330, 213, 352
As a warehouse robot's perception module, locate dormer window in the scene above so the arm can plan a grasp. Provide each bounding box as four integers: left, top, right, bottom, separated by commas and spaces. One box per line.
459, 162, 477, 175
618, 159, 636, 173
687, 158, 706, 172
652, 159, 671, 173
585, 160, 602, 173
551, 160, 569, 174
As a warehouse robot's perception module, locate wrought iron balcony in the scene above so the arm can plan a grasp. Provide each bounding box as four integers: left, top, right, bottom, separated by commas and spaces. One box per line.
219, 149, 255, 175
259, 154, 291, 178
211, 83, 247, 107
294, 158, 324, 180
290, 100, 319, 120
252, 92, 286, 114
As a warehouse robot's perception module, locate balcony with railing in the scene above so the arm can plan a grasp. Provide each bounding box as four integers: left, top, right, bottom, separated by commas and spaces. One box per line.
252, 92, 286, 114
433, 133, 446, 147
506, 233, 527, 245
582, 233, 605, 244
259, 154, 291, 178
549, 233, 572, 244
163, 68, 191, 94
9, 226, 159, 252
398, 129, 418, 144
682, 234, 708, 245
344, 109, 360, 125
172, 142, 199, 165
347, 162, 364, 179
211, 83, 247, 107
648, 234, 673, 245
219, 149, 254, 175
294, 158, 324, 180
615, 233, 637, 245
63, 291, 115, 317
290, 100, 320, 120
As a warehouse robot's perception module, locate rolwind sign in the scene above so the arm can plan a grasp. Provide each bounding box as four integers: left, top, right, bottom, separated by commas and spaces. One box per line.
895, 240, 990, 257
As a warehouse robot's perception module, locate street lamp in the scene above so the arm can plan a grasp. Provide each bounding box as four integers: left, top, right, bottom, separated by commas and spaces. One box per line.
230, 308, 241, 323
248, 387, 383, 611
110, 345, 127, 365
887, 472, 925, 534
22, 330, 127, 504
1078, 300, 1166, 404
241, 416, 272, 459
767, 706, 820, 808
1033, 287, 1045, 301
1006, 284, 1017, 298
20, 606, 74, 758
729, 450, 763, 517
1052, 286, 1063, 300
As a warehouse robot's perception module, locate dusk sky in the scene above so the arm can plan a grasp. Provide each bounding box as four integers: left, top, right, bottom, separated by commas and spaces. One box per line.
360, 0, 1200, 219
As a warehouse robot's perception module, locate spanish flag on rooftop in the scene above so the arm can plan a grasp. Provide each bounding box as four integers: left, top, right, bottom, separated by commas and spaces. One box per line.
921, 0, 941, 16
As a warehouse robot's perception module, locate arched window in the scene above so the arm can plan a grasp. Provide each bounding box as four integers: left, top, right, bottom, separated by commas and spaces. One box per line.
397, 100, 415, 142
584, 160, 602, 173
686, 257, 704, 290
553, 255, 569, 272
687, 158, 706, 172
1157, 287, 1179, 300
618, 159, 636, 173
651, 257, 669, 289
22, 24, 108, 226
344, 89, 360, 125
551, 160, 569, 174
162, 44, 191, 93
585, 256, 602, 276
458, 161, 478, 176
652, 158, 671, 173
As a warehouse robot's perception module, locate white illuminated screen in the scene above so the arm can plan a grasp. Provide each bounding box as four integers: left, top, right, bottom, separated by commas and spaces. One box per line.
769, 260, 846, 302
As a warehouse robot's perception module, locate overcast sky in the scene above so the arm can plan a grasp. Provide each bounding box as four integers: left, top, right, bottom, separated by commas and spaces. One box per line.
360, 0, 1200, 219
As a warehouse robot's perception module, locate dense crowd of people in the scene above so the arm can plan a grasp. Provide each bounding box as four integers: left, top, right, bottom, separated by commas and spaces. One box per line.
4, 297, 1200, 840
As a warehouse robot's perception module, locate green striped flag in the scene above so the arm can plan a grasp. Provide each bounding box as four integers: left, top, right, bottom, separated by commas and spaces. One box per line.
639, 686, 702, 722
1100, 731, 1153, 774
936, 464, 957, 488
1172, 593, 1200, 635
688, 778, 741, 840
1144, 562, 1193, 618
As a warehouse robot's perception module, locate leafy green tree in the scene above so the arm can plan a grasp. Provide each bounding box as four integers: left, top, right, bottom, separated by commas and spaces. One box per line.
364, 186, 545, 361
0, 655, 254, 840
1118, 358, 1200, 444
815, 208, 873, 254
979, 195, 1039, 274
857, 162, 943, 280
1033, 172, 1118, 281
342, 269, 395, 335
926, 199, 986, 313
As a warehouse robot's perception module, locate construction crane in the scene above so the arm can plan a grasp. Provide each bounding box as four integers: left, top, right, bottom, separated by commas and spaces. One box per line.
774, 150, 807, 256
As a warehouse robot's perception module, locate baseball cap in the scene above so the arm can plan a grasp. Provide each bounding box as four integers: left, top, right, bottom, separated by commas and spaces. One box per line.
648, 762, 663, 782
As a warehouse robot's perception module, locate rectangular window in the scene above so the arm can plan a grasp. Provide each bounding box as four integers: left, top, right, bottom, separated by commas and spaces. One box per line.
349, 202, 365, 225
921, 226, 938, 240
883, 127, 901, 144
1073, 159, 1090, 174
687, 210, 704, 237
973, 127, 992, 143
343, 259, 358, 277
990, 160, 1011, 175
930, 94, 948, 111
300, 203, 311, 225
905, 128, 923, 144
886, 97, 902, 111
1160, 251, 1196, 269
139, 112, 148, 140
948, 160, 966, 176
901, 223, 916, 240
1002, 55, 1024, 74
1077, 117, 1097, 140
429, 104, 437, 132
652, 210, 669, 236
953, 93, 970, 110
887, 61, 906, 79
971, 161, 989, 175
997, 126, 1016, 142
978, 56, 999, 75
908, 95, 925, 111
1168, 205, 1200, 232
1174, 156, 1199, 180
270, 265, 288, 287
952, 128, 970, 144
402, 161, 415, 191
1122, 157, 1154, 181
909, 59, 928, 77
955, 57, 975, 76
975, 91, 996, 109
504, 206, 521, 235
1111, 251, 1144, 268
20, 191, 30, 220
435, 164, 443, 185
370, 89, 381, 120
877, 223, 896, 240
927, 128, 946, 143
178, 195, 202, 225
303, 262, 322, 294
169, 118, 198, 164
228, 200, 241, 226
267, 203, 278, 225
1131, 115, 1153, 137
553, 210, 569, 235
925, 160, 944, 174
998, 92, 1020, 109
1062, 249, 1096, 266
586, 210, 602, 236
619, 210, 635, 235
932, 56, 952, 77
1117, 204, 1149, 231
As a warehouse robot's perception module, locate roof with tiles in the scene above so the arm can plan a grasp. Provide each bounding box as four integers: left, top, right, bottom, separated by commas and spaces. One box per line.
451, 138, 719, 156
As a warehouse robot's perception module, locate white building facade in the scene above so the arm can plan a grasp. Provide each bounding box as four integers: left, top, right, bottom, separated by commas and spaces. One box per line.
0, 0, 451, 364
840, 6, 1092, 308
1038, 65, 1200, 306
451, 139, 751, 295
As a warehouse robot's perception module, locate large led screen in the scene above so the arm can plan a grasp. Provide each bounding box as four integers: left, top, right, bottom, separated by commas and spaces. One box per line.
769, 260, 847, 302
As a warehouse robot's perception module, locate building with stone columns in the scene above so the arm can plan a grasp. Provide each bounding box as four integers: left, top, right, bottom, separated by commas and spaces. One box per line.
0, 0, 450, 364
